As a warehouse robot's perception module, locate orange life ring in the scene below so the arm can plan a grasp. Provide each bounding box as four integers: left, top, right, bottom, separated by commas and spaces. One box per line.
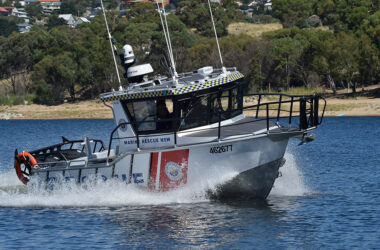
14, 152, 39, 185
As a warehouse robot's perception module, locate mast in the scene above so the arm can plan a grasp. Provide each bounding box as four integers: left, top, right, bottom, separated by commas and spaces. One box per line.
156, 1, 178, 82
100, 0, 123, 91
207, 0, 226, 74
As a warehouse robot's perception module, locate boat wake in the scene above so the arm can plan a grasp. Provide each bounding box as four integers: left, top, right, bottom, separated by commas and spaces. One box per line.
0, 151, 310, 208
0, 168, 237, 208
269, 150, 312, 197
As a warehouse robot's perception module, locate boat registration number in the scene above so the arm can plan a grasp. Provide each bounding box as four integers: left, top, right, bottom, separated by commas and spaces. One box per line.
210, 145, 232, 154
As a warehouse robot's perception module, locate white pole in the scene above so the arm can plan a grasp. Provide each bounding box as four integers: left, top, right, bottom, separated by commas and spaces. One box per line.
157, 2, 175, 76
100, 0, 122, 91
207, 0, 226, 74
162, 1, 178, 77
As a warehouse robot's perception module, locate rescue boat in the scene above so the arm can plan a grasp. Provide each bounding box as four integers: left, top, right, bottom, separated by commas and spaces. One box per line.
13, 1, 326, 199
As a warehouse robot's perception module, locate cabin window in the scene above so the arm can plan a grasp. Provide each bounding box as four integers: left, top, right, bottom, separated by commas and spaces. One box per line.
179, 84, 243, 130
220, 91, 230, 111
123, 99, 174, 133
231, 88, 242, 117
180, 96, 209, 130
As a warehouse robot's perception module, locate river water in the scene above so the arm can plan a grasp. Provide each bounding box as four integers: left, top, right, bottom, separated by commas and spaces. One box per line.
0, 117, 379, 249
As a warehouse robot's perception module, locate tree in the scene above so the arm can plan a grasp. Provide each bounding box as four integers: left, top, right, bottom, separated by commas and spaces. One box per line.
33, 80, 55, 104
0, 36, 6, 78
272, 0, 313, 28
60, 0, 98, 16
334, 32, 359, 92
46, 15, 67, 30
105, 0, 118, 10
361, 10, 380, 49
179, 1, 230, 37
347, 6, 369, 30
0, 0, 12, 7
14, 1, 22, 8
223, 0, 238, 9
126, 2, 157, 22
0, 16, 18, 37
25, 2, 43, 20
60, 0, 77, 15
31, 53, 78, 103
312, 0, 337, 26
250, 49, 266, 91
356, 33, 380, 86
269, 37, 304, 89
150, 15, 195, 73
310, 32, 359, 94
1, 33, 33, 95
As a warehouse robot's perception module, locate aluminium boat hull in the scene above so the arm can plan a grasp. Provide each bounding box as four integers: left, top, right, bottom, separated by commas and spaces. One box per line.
31, 134, 290, 200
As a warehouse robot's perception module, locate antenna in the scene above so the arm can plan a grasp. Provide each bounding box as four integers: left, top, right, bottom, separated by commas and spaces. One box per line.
156, 1, 178, 80
163, 5, 178, 78
207, 0, 226, 74
100, 0, 123, 91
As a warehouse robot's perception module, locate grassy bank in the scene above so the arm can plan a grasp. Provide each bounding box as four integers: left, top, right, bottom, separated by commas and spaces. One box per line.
227, 22, 283, 37
0, 100, 113, 120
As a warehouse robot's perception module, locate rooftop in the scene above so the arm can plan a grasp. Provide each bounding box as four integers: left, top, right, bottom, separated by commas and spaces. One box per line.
0, 6, 15, 12
101, 69, 244, 102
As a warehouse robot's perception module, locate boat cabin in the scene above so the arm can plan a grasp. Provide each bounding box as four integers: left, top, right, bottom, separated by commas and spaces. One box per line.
122, 77, 244, 134
101, 68, 245, 151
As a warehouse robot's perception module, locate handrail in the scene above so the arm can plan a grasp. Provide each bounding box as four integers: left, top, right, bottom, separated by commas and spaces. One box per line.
106, 93, 326, 157
30, 139, 106, 156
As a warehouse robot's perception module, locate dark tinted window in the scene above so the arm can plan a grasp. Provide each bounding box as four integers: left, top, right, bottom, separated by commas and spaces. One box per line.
179, 84, 243, 130
179, 96, 209, 130
123, 99, 174, 133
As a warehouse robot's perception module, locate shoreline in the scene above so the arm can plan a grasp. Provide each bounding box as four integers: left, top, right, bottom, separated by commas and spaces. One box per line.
1, 115, 379, 121
1, 96, 379, 120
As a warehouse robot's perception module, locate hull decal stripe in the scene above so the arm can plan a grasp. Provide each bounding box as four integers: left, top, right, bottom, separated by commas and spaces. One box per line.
78, 169, 82, 183
129, 154, 134, 184
155, 152, 162, 190
111, 165, 115, 178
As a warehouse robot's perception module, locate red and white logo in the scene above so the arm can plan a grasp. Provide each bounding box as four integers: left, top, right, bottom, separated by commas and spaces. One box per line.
149, 149, 189, 191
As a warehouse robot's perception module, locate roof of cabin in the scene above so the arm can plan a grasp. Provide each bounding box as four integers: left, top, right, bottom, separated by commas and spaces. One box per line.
100, 70, 244, 102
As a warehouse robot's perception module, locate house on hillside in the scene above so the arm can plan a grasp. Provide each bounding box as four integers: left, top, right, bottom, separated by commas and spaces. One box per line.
0, 6, 15, 16
38, 0, 61, 11
74, 17, 90, 28
16, 1, 27, 6
0, 7, 8, 16
264, 1, 272, 11
121, 0, 170, 8
248, 0, 259, 7
12, 9, 27, 17
59, 14, 75, 27
24, 0, 38, 4
17, 23, 33, 33
11, 8, 30, 23
245, 8, 254, 17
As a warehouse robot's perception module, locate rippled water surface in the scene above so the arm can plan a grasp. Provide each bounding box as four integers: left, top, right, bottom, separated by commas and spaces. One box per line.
0, 118, 379, 248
